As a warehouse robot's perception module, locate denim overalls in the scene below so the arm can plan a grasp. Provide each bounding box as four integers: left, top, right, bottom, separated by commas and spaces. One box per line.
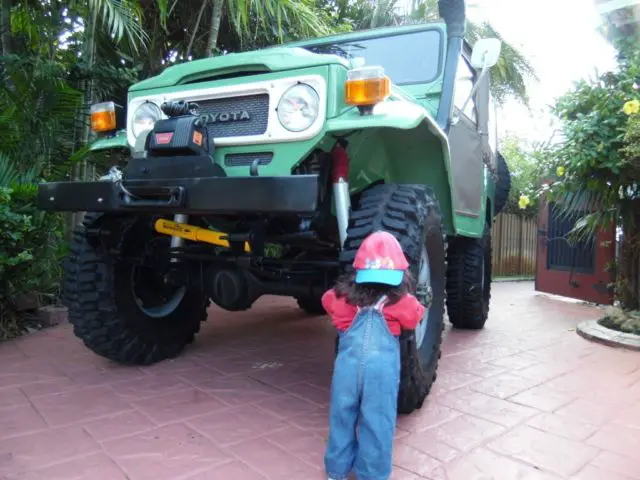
325, 295, 400, 480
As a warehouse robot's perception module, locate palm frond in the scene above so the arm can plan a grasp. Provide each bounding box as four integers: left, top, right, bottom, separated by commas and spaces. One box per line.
552, 187, 616, 244
465, 22, 538, 106
86, 0, 149, 51
0, 154, 40, 188
228, 0, 333, 45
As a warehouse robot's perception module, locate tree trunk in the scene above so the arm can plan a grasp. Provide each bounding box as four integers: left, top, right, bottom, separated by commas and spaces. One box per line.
186, 0, 209, 60
1, 0, 11, 56
143, 18, 162, 78
619, 209, 640, 311
72, 4, 98, 228
370, 0, 381, 28
206, 0, 225, 57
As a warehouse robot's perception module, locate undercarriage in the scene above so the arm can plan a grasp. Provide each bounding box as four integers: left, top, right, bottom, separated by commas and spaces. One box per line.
82, 211, 341, 313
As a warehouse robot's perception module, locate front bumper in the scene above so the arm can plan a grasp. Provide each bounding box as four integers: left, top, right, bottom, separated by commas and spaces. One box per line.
37, 175, 319, 214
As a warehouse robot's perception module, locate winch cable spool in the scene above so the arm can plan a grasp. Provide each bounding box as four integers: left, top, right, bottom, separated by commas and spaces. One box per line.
161, 100, 200, 118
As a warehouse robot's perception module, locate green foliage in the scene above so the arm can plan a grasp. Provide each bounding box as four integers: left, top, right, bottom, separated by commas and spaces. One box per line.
0, 54, 85, 180
316, 0, 386, 30
355, 0, 538, 106
0, 186, 65, 340
599, 308, 640, 335
84, 0, 149, 50
620, 111, 640, 179
465, 22, 538, 106
540, 45, 640, 310
542, 48, 640, 240
499, 135, 551, 217
228, 0, 336, 47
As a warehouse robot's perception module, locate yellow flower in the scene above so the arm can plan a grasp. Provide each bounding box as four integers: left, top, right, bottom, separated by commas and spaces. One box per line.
518, 195, 530, 210
623, 99, 640, 115
556, 166, 565, 177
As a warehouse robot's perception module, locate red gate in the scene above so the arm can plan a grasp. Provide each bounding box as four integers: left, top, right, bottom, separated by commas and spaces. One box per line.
535, 200, 615, 305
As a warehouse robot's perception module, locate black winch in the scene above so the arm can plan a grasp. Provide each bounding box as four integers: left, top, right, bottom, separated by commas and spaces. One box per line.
124, 100, 225, 180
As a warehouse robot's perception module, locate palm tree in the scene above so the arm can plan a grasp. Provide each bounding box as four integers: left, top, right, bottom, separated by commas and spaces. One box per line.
1, 0, 152, 232
465, 21, 538, 106
360, 0, 538, 106
368, 0, 404, 28
199, 0, 334, 57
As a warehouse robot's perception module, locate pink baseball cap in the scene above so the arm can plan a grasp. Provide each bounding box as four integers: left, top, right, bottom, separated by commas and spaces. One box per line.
353, 231, 409, 286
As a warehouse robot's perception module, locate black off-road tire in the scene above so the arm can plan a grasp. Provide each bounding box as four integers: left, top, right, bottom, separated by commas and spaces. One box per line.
62, 214, 209, 365
339, 184, 447, 415
493, 151, 511, 216
296, 296, 325, 315
445, 224, 492, 330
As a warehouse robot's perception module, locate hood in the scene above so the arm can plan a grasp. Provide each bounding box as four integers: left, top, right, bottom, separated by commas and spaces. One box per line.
129, 47, 350, 92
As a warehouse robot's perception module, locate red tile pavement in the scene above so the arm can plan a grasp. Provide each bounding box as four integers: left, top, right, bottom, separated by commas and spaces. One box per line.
0, 282, 639, 480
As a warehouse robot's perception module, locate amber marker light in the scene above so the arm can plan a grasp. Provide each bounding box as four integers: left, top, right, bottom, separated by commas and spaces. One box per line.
90, 101, 116, 132
345, 66, 390, 114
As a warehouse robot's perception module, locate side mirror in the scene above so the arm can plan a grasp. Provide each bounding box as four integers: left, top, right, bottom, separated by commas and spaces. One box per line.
452, 37, 502, 126
471, 38, 502, 69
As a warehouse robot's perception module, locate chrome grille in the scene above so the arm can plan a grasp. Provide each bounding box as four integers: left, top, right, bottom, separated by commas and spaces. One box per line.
196, 94, 269, 139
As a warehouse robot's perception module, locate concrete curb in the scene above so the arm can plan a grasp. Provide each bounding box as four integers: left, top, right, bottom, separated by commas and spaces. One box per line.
576, 319, 640, 351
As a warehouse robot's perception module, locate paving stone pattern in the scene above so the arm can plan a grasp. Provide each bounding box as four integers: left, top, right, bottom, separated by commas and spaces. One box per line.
1, 282, 639, 479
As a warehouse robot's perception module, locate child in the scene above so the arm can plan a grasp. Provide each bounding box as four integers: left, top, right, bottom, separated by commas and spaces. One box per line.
322, 231, 425, 480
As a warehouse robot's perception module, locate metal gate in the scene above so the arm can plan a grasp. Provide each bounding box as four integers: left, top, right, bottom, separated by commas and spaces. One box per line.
535, 200, 615, 305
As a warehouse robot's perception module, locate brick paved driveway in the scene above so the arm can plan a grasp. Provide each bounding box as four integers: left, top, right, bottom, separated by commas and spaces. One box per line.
1, 282, 639, 479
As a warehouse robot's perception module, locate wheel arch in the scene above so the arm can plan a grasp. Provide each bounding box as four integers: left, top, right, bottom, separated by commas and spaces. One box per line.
325, 104, 456, 236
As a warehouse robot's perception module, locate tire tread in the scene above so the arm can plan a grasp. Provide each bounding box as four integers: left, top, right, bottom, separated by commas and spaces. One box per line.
62, 214, 208, 365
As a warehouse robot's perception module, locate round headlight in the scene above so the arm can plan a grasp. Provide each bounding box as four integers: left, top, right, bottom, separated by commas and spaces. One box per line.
277, 84, 320, 132
131, 102, 163, 138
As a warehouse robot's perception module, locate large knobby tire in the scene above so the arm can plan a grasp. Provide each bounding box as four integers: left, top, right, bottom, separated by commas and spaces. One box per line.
340, 184, 446, 415
62, 214, 209, 365
493, 152, 511, 216
445, 224, 492, 329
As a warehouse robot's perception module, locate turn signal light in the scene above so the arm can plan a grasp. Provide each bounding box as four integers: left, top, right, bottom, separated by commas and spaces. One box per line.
91, 101, 116, 132
345, 66, 390, 107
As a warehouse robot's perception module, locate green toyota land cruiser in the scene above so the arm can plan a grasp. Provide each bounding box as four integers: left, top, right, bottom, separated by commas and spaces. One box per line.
37, 0, 511, 414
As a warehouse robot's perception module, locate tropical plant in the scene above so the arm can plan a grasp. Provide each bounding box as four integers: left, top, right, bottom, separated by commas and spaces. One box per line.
498, 135, 554, 218
0, 55, 85, 180
336, 0, 538, 106
541, 46, 640, 310
464, 21, 537, 106
0, 186, 65, 340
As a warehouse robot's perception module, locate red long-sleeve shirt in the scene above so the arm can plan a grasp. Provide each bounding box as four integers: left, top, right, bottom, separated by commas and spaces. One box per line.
321, 289, 425, 336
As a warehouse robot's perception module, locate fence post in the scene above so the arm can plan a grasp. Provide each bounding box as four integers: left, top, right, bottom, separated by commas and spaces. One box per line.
494, 214, 503, 277
519, 216, 524, 276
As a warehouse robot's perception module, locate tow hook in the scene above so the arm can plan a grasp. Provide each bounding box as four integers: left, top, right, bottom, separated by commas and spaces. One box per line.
155, 218, 252, 253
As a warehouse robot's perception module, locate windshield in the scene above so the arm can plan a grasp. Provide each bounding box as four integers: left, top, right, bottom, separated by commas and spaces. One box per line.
303, 29, 443, 86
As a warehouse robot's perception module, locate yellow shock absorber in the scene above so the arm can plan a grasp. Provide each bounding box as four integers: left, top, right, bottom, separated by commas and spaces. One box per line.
154, 218, 251, 253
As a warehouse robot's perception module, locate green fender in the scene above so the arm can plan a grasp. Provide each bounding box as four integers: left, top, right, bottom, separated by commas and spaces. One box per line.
89, 130, 131, 153
324, 98, 459, 236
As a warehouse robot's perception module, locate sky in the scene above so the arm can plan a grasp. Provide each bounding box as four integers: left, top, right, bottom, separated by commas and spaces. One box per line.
468, 0, 618, 144
400, 0, 620, 144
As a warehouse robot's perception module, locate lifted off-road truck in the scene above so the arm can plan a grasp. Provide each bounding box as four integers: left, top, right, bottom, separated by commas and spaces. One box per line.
37, 0, 511, 414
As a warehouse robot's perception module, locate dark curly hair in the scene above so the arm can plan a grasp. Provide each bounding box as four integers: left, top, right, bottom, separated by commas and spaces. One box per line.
333, 269, 415, 307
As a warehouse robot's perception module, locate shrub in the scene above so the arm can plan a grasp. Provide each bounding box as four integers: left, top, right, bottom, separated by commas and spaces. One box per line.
539, 47, 640, 311
0, 186, 65, 340
599, 307, 640, 335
